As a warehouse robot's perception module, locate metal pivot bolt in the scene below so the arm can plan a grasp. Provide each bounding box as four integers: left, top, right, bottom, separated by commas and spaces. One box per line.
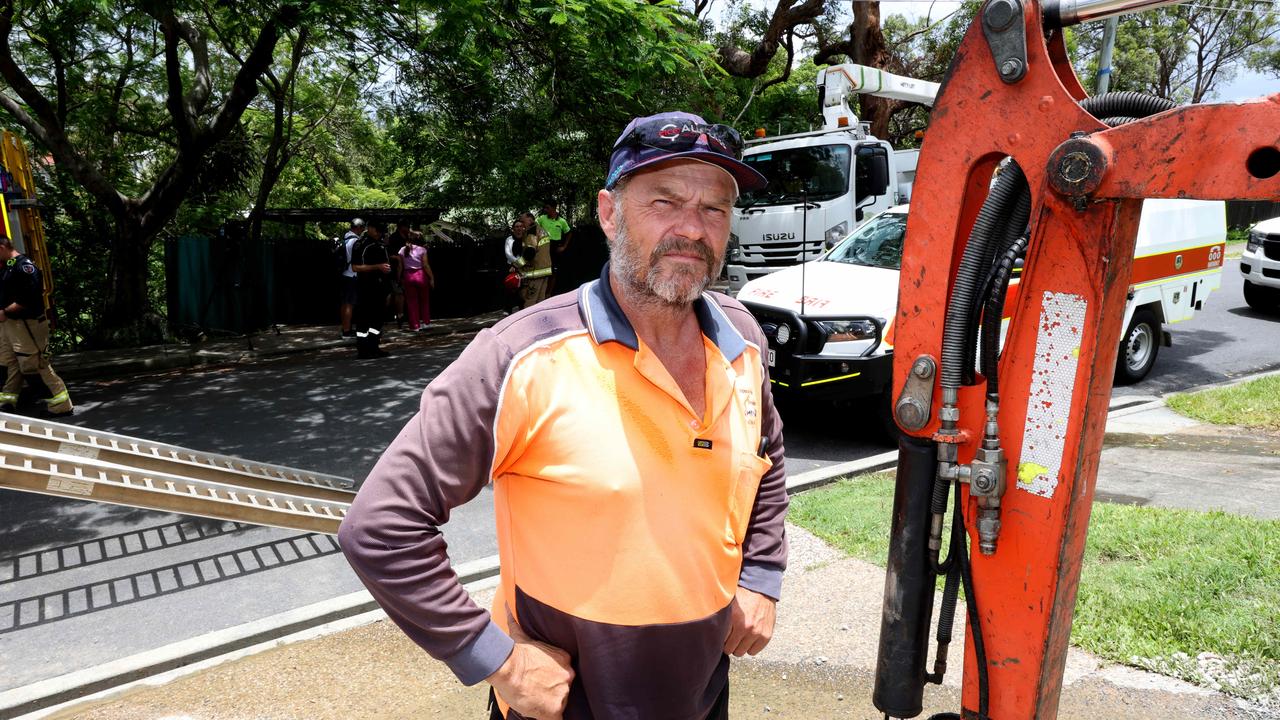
1048, 135, 1109, 209
912, 358, 934, 379
973, 470, 996, 493
896, 397, 928, 428
985, 0, 1018, 30
1059, 151, 1093, 184
1000, 58, 1024, 78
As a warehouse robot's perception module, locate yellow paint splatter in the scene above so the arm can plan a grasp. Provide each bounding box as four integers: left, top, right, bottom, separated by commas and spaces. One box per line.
1018, 462, 1049, 485
1071, 346, 1080, 358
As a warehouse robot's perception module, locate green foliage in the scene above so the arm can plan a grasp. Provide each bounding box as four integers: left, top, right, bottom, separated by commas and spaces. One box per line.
389, 0, 716, 221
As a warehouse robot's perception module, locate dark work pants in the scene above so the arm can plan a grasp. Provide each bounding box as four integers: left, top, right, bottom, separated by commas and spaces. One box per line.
487, 682, 730, 719
354, 287, 386, 357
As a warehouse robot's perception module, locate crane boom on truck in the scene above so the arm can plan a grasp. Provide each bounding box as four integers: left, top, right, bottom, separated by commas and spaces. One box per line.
725, 65, 939, 291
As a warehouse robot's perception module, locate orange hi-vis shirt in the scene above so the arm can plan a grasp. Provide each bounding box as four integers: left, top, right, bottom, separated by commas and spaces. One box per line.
340, 266, 789, 719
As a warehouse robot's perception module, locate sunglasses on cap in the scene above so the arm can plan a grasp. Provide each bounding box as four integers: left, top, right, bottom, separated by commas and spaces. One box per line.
613, 119, 745, 159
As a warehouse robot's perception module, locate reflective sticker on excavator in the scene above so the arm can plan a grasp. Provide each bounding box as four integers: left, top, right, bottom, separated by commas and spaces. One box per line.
1019, 291, 1087, 499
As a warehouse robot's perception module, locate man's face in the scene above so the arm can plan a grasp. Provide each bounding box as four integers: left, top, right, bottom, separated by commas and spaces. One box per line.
545, 205, 558, 219
599, 160, 736, 306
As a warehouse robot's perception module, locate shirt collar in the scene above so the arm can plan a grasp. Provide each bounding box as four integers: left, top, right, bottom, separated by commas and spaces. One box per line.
578, 263, 747, 363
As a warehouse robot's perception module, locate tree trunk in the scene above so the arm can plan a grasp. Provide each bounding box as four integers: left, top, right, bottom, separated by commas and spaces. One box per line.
851, 1, 900, 139
101, 213, 164, 346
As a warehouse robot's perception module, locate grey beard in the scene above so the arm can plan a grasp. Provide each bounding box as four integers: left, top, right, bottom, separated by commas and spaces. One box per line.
608, 212, 724, 307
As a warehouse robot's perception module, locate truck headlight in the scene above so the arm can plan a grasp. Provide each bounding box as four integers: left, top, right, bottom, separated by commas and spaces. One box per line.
824, 222, 849, 249
728, 233, 742, 261
774, 323, 791, 345
1247, 230, 1264, 253
815, 319, 877, 343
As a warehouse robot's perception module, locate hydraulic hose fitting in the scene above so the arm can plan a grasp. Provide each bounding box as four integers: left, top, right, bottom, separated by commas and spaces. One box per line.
931, 387, 965, 567
971, 398, 1007, 555
982, 398, 1001, 447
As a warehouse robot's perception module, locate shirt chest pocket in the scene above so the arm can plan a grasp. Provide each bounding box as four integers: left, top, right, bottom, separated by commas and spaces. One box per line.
728, 452, 772, 546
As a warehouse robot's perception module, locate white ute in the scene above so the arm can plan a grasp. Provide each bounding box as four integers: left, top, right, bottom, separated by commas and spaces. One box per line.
738, 200, 1227, 420
1242, 215, 1280, 312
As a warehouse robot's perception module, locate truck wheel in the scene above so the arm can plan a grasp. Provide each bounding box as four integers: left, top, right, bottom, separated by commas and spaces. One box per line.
1243, 280, 1279, 313
1115, 307, 1160, 385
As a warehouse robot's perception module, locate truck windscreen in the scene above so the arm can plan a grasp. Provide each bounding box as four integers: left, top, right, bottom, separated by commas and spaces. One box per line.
737, 144, 851, 206
825, 212, 906, 270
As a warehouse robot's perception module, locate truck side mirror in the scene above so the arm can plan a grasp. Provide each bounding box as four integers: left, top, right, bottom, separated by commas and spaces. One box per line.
856, 145, 891, 201
856, 208, 865, 223
867, 155, 889, 196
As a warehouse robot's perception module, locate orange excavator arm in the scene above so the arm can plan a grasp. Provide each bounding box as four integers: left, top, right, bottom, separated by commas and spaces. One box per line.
872, 1, 1280, 718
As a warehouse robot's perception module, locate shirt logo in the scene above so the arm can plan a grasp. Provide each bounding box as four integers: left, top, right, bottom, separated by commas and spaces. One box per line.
737, 384, 758, 421
693, 438, 713, 450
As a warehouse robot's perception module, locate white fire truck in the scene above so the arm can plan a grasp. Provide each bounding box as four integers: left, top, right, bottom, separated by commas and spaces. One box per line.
738, 200, 1226, 420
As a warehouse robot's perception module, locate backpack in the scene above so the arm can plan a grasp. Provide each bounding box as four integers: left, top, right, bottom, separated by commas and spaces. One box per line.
332, 237, 350, 274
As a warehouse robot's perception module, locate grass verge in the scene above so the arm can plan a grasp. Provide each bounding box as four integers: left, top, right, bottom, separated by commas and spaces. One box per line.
789, 474, 1280, 699
1166, 374, 1280, 431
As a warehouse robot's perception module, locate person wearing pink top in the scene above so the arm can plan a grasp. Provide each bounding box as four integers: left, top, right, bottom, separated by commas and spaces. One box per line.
399, 231, 435, 331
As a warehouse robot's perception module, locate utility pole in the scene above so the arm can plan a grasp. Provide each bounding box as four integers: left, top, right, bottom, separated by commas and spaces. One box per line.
1096, 16, 1119, 93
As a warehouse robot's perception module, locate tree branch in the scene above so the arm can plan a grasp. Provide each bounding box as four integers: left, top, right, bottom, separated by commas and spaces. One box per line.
157, 9, 197, 149
0, 0, 126, 216
716, 0, 824, 78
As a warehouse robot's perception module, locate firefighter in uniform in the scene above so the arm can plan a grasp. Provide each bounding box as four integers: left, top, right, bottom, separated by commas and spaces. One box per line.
351, 222, 392, 359
0, 234, 72, 415
521, 220, 554, 306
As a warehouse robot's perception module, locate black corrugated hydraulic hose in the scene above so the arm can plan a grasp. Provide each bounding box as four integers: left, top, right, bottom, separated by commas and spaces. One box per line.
1080, 91, 1175, 120
980, 234, 1030, 398
927, 561, 963, 684
962, 164, 1030, 383
944, 163, 1027, 388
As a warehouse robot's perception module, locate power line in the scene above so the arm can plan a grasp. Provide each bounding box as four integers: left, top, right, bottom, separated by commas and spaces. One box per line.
1180, 2, 1279, 13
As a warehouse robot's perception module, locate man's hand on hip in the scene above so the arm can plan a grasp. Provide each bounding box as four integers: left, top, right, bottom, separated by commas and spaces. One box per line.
724, 586, 777, 657
487, 609, 574, 719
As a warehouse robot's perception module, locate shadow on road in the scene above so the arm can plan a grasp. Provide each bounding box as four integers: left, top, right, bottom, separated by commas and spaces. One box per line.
1226, 304, 1280, 321
0, 518, 251, 584
0, 531, 340, 634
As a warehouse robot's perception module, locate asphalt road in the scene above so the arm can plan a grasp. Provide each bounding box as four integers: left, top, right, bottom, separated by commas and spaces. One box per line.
1110, 258, 1280, 396
1, 258, 1276, 695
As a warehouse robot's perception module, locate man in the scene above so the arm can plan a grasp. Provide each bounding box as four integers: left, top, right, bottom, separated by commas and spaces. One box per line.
520, 211, 553, 307
339, 218, 364, 338
536, 202, 572, 293
0, 235, 72, 415
350, 222, 391, 359
340, 111, 787, 720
